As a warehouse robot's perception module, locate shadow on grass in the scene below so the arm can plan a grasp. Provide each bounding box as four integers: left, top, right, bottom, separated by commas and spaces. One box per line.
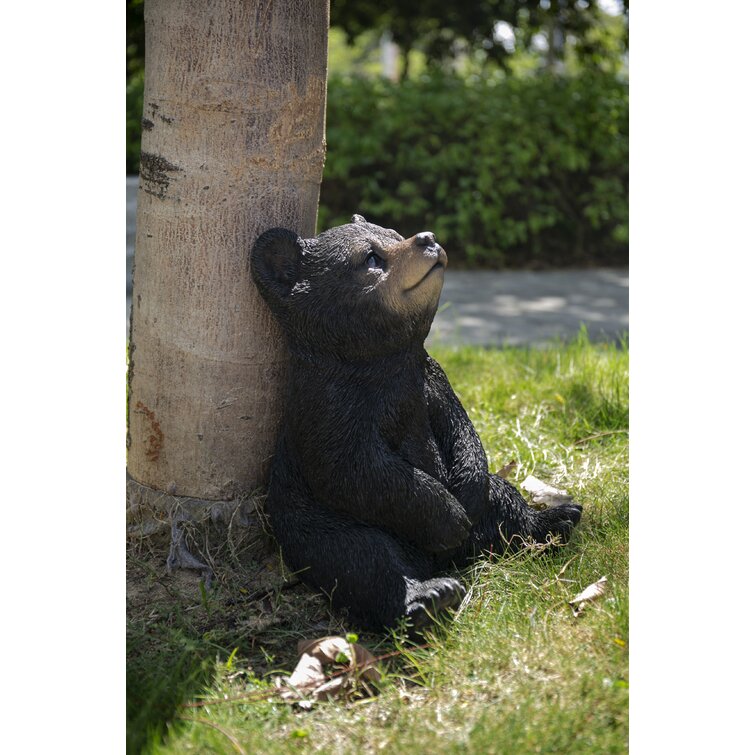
126, 622, 218, 755
125, 547, 337, 754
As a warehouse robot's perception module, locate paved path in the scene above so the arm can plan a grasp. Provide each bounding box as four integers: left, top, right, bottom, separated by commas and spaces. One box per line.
127, 177, 627, 346
427, 268, 627, 347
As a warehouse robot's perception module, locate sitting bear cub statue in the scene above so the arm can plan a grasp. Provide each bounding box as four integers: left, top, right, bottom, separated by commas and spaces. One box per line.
251, 215, 582, 632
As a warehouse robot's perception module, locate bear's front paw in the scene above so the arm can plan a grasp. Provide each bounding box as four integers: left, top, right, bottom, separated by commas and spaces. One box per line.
532, 503, 583, 545
406, 577, 466, 633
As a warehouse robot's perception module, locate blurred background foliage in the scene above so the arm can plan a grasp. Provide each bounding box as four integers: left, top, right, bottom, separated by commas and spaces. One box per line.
126, 0, 628, 268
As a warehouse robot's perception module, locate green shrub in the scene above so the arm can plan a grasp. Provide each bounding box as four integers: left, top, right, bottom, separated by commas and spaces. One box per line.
320, 72, 628, 268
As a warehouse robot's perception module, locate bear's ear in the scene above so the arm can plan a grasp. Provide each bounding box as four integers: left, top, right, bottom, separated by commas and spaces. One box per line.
250, 227, 304, 300
351, 214, 367, 224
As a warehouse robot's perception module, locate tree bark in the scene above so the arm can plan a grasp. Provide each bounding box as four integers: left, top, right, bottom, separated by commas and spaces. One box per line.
128, 0, 328, 506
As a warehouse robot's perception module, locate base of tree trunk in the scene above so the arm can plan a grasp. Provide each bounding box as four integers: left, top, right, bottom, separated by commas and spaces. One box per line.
126, 474, 276, 583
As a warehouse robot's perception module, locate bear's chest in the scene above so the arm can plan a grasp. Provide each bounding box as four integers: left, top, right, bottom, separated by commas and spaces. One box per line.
288, 359, 448, 487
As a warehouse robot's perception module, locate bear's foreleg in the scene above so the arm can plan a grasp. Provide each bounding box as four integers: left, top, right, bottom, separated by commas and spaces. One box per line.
424, 356, 491, 524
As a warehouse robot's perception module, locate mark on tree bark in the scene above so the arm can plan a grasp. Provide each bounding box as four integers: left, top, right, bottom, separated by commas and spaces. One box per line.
141, 118, 154, 131
134, 400, 164, 462
140, 151, 182, 199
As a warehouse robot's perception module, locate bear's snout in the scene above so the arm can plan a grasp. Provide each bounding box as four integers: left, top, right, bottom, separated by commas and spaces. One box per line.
412, 231, 446, 266
415, 231, 436, 247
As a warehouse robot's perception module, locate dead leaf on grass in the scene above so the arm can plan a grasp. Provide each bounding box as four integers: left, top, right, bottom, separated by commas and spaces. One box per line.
276, 636, 380, 707
521, 475, 574, 509
568, 576, 608, 617
495, 460, 517, 479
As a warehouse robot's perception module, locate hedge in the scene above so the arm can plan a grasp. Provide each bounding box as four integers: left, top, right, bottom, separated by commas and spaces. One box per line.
319, 72, 628, 268
127, 71, 628, 268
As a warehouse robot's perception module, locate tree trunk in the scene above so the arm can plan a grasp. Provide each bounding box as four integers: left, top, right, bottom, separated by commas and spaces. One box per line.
128, 0, 328, 514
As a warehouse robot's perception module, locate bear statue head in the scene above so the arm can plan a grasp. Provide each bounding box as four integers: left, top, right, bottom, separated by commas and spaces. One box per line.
250, 214, 447, 360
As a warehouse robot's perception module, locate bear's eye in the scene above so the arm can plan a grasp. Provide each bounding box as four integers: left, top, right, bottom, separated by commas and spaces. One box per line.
365, 252, 385, 270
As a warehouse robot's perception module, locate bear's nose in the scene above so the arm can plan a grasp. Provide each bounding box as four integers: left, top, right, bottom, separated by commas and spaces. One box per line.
415, 232, 436, 247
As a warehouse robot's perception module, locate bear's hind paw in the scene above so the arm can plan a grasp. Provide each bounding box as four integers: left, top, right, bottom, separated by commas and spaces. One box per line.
405, 577, 466, 633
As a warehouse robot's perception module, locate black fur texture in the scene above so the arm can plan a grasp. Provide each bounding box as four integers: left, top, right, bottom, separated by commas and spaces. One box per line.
250, 215, 582, 631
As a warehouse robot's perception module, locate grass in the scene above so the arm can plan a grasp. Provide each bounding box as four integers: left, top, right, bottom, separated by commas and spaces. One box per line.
127, 331, 628, 754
